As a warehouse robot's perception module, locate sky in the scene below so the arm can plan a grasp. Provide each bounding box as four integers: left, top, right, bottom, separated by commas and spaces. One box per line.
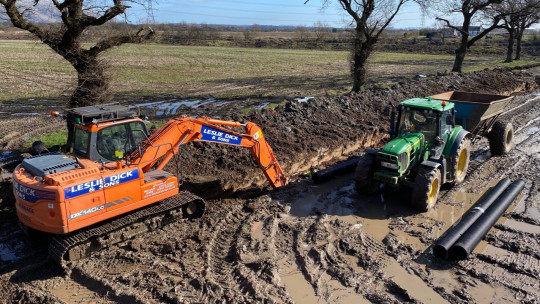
128, 0, 432, 29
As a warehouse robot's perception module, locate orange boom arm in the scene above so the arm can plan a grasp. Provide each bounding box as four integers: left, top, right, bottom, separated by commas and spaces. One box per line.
131, 117, 287, 189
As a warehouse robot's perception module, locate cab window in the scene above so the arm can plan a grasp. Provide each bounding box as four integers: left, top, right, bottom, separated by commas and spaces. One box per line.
74, 128, 89, 155
97, 122, 148, 161
441, 110, 454, 142
97, 124, 128, 161
399, 107, 438, 144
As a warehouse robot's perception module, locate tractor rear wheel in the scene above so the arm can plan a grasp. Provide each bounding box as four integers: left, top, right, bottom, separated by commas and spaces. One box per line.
354, 153, 379, 194
450, 138, 471, 185
489, 120, 513, 156
411, 166, 441, 212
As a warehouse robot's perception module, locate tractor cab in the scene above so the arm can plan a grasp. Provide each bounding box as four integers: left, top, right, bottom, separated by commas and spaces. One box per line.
63, 105, 149, 164
395, 98, 455, 159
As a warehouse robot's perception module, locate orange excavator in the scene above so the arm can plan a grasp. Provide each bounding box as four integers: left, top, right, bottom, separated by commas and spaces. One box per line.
12, 104, 287, 266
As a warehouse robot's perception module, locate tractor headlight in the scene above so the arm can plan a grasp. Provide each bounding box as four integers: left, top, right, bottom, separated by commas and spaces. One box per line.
380, 161, 399, 170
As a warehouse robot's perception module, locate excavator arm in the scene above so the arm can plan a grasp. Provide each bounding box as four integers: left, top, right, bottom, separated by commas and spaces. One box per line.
131, 117, 287, 189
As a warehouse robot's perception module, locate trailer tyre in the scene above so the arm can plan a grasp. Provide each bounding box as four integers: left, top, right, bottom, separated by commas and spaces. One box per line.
489, 120, 513, 156
355, 154, 379, 195
411, 166, 441, 212
450, 138, 471, 185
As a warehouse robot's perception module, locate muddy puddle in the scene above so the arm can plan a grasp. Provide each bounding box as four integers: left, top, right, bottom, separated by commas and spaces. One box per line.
134, 98, 231, 116
0, 232, 26, 262
133, 96, 317, 116
0, 150, 17, 163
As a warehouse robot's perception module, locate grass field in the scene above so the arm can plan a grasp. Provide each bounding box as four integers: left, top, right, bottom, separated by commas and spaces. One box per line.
0, 40, 537, 104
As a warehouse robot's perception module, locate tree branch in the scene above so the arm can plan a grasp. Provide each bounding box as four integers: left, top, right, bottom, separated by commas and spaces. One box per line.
436, 17, 468, 36
86, 27, 154, 57
1, 0, 46, 39
82, 0, 129, 27
374, 0, 407, 39
52, 0, 76, 10
467, 16, 503, 47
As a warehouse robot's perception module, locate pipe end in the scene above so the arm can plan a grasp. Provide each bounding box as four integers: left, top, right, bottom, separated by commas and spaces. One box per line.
449, 244, 469, 260
432, 244, 449, 259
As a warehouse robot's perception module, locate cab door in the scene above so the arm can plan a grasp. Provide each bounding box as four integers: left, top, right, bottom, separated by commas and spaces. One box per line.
102, 167, 142, 212
441, 109, 454, 144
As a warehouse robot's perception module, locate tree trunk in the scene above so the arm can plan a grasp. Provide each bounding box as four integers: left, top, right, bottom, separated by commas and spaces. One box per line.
452, 36, 468, 73
65, 54, 111, 150
515, 30, 523, 61
505, 29, 515, 63
351, 33, 374, 92
69, 56, 111, 108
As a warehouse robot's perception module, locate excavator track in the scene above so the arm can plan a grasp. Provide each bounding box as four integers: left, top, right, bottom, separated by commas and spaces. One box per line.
49, 191, 205, 269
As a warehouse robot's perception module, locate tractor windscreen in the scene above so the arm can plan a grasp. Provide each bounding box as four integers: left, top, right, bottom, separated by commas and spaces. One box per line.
399, 107, 438, 143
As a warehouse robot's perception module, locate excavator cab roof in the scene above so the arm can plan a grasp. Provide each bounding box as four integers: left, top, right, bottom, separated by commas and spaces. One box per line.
66, 104, 138, 125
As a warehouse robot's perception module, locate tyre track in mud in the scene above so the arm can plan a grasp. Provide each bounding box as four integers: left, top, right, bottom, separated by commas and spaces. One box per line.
203, 204, 250, 302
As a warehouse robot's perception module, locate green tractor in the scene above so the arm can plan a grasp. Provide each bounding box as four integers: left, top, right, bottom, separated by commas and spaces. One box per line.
356, 91, 514, 211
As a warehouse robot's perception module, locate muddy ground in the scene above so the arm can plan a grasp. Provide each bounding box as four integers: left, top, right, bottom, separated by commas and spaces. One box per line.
1, 68, 540, 303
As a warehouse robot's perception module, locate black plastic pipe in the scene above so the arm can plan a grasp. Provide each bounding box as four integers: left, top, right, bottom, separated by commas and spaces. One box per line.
449, 179, 525, 260
433, 178, 511, 259
312, 157, 361, 183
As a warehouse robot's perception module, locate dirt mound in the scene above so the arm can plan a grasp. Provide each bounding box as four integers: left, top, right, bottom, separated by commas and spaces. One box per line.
174, 68, 538, 196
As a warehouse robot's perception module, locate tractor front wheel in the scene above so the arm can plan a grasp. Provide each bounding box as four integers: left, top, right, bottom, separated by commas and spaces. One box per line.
355, 153, 379, 194
450, 138, 471, 185
411, 166, 441, 212
489, 120, 513, 156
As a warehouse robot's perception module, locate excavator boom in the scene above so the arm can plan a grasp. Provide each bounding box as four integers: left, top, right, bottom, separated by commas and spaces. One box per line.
132, 116, 287, 188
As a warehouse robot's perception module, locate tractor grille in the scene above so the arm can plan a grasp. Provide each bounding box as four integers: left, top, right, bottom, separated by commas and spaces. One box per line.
377, 153, 400, 174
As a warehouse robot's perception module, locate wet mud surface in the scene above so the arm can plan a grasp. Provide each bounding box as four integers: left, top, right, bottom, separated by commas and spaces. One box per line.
1, 68, 540, 303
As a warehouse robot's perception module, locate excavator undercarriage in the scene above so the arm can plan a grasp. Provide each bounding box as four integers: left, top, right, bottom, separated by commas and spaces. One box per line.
49, 191, 203, 268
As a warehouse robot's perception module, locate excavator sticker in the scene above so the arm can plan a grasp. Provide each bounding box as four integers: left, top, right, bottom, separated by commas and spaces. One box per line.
69, 204, 105, 220
200, 126, 242, 145
13, 180, 56, 203
64, 169, 140, 199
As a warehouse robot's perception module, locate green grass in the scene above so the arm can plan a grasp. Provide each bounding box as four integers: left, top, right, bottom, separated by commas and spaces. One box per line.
462, 59, 539, 73
25, 129, 67, 150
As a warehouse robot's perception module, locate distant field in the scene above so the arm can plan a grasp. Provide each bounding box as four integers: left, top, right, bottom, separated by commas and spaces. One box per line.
0, 40, 537, 104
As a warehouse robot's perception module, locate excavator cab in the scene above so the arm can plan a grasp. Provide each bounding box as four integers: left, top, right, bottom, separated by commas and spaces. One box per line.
64, 105, 150, 164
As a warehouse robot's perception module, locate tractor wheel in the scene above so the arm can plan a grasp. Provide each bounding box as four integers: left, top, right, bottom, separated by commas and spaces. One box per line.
354, 153, 379, 194
449, 137, 471, 185
489, 120, 513, 156
411, 166, 441, 212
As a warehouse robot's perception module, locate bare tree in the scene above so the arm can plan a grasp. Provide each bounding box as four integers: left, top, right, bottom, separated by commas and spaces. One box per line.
313, 21, 330, 43
0, 0, 154, 108
295, 25, 310, 41
496, 1, 521, 62
306, 0, 419, 91
435, 0, 506, 73
490, 0, 540, 62
514, 0, 540, 59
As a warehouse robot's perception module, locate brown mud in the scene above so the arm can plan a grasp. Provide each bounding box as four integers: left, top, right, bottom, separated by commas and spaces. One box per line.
0, 68, 540, 303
